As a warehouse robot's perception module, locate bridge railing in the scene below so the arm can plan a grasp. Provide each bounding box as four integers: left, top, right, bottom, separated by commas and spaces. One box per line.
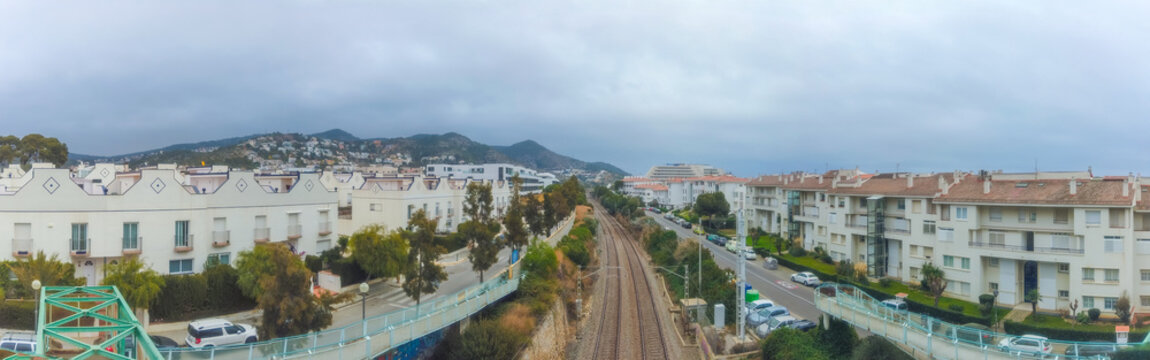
814, 282, 1143, 359
158, 264, 522, 360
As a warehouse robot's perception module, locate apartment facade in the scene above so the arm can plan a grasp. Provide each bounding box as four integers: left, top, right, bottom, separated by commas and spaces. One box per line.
645, 163, 726, 180
746, 170, 1150, 317
424, 163, 557, 194
1, 164, 338, 284
346, 175, 512, 236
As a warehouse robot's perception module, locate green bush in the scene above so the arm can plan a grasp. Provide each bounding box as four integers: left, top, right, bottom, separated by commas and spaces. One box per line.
818, 253, 833, 264
1003, 320, 1147, 343
1076, 312, 1091, 324
1088, 308, 1101, 322
558, 236, 590, 267
851, 335, 913, 360
0, 300, 35, 329
788, 246, 807, 257
1112, 348, 1150, 360
330, 258, 368, 287
948, 304, 964, 312
878, 277, 896, 288
978, 294, 995, 316
202, 264, 255, 311
151, 274, 208, 321
817, 317, 858, 359
304, 255, 323, 274
761, 327, 830, 360
450, 319, 528, 359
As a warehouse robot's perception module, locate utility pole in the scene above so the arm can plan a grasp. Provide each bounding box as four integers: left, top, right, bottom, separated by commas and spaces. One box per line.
736, 208, 747, 341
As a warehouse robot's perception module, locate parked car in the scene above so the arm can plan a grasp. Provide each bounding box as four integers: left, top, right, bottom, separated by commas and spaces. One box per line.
745, 299, 776, 315
763, 257, 778, 270
681, 221, 692, 229
124, 335, 180, 357
790, 272, 821, 286
693, 227, 704, 235
755, 315, 798, 337
789, 319, 817, 332
743, 250, 757, 260
880, 299, 908, 312
725, 241, 738, 253
954, 323, 994, 345
0, 333, 36, 354
1063, 341, 1124, 358
186, 319, 259, 349
746, 306, 790, 328
997, 334, 1052, 357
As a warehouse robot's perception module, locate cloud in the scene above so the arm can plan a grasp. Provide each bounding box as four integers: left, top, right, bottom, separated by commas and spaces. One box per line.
2, 1, 1148, 176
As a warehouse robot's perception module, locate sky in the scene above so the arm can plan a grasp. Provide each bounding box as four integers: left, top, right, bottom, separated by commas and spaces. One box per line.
2, 1, 1149, 177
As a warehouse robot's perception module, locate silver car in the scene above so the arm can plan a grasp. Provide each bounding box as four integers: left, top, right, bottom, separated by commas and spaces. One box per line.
746, 305, 790, 328
755, 315, 798, 338
790, 272, 821, 286
997, 334, 1052, 357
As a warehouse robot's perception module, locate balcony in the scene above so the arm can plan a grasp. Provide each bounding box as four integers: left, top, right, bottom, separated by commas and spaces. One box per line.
318, 222, 332, 236
70, 238, 91, 257
212, 230, 230, 247
887, 218, 911, 235
122, 236, 142, 255
12, 237, 32, 257
967, 240, 1084, 255
254, 227, 270, 243
174, 234, 194, 253
287, 224, 302, 240
847, 215, 868, 229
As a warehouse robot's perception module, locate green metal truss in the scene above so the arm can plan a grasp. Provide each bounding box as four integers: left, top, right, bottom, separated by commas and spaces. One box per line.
3, 286, 162, 360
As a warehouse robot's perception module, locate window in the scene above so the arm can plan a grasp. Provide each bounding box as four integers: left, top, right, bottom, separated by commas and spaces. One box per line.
1110, 208, 1125, 228
1105, 236, 1123, 253
370, 203, 380, 211
1083, 268, 1095, 281
944, 255, 955, 267
989, 208, 1002, 222
910, 267, 920, 280
1083, 296, 1094, 309
897, 199, 906, 210
923, 220, 936, 234
1054, 209, 1069, 224
1086, 210, 1101, 225
938, 227, 954, 242
1104, 297, 1118, 310
838, 198, 845, 207
71, 223, 88, 252
989, 282, 999, 292
407, 205, 415, 219
947, 280, 971, 296
940, 205, 951, 220
175, 220, 190, 247
1142, 297, 1150, 307
923, 246, 934, 259
910, 245, 919, 257
829, 212, 837, 224
912, 200, 922, 214
207, 253, 230, 266
989, 231, 1006, 246
956, 207, 968, 220
1105, 269, 1119, 282
1052, 233, 1072, 250
169, 259, 194, 274
1141, 270, 1150, 281
961, 257, 971, 270
1018, 208, 1037, 223
1059, 290, 1069, 298
123, 222, 139, 250
989, 258, 999, 268
1058, 263, 1069, 273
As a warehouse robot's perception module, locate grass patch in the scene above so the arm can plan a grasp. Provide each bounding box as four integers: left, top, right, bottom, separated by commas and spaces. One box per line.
1024, 313, 1144, 332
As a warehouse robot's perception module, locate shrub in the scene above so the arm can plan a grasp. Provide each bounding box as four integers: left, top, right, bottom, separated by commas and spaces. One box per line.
1112, 348, 1150, 360
852, 335, 913, 360
818, 253, 833, 264
978, 294, 995, 317
151, 274, 208, 320
878, 277, 896, 288
304, 255, 323, 274
450, 319, 528, 359
836, 260, 855, 278
1116, 293, 1132, 324
788, 246, 807, 257
761, 327, 830, 360
948, 304, 964, 312
202, 264, 255, 311
1004, 320, 1147, 343
754, 247, 771, 257
1076, 312, 1091, 324
1088, 308, 1101, 322
329, 258, 368, 287
0, 300, 35, 329
558, 237, 590, 267
817, 317, 858, 359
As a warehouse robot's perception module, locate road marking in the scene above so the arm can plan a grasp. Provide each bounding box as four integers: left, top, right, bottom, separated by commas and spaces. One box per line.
775, 280, 798, 290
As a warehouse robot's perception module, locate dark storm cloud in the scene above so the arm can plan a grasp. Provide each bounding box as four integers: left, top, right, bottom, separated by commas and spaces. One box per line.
2, 1, 1148, 176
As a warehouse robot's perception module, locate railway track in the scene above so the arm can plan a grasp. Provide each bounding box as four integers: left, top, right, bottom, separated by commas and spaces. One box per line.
589, 206, 671, 360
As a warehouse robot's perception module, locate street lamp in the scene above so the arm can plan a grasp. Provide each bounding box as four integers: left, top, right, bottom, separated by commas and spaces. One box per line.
992, 289, 1000, 332
31, 280, 41, 333
359, 282, 370, 321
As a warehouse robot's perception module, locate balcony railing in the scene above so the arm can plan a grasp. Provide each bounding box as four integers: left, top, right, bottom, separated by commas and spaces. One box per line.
12, 237, 32, 257
887, 218, 911, 235
212, 230, 231, 247
174, 234, 194, 252
287, 224, 302, 240
803, 206, 820, 218
848, 215, 868, 229
967, 240, 1084, 255
122, 236, 142, 255
254, 227, 270, 243
318, 222, 332, 236
70, 238, 91, 257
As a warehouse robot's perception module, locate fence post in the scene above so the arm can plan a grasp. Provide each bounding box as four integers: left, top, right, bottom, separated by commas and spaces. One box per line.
926, 333, 932, 356
364, 336, 371, 359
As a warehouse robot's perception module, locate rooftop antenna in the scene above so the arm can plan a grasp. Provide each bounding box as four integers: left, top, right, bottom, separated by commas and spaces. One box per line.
1035, 159, 1039, 179
896, 163, 900, 175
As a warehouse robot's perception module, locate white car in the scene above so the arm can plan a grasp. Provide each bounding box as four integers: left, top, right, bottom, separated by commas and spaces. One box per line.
997, 334, 1052, 357
745, 299, 775, 315
755, 315, 798, 338
790, 272, 821, 286
743, 250, 757, 260
186, 318, 259, 349
0, 333, 36, 354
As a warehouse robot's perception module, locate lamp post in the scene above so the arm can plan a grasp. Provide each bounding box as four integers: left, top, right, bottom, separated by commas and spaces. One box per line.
359, 282, 370, 321
992, 289, 1000, 332
31, 280, 41, 334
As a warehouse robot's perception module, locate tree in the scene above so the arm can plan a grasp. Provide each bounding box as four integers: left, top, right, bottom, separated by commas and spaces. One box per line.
523, 193, 546, 237
255, 243, 349, 339
760, 327, 830, 360
851, 335, 913, 360
462, 180, 502, 282
6, 251, 84, 298
0, 135, 19, 165
451, 319, 528, 359
503, 175, 529, 252
349, 225, 409, 283
17, 134, 68, 168
695, 192, 730, 229
235, 245, 277, 300
1116, 291, 1132, 324
463, 182, 494, 232
402, 209, 448, 312
921, 262, 947, 307
1025, 288, 1042, 315
101, 258, 165, 327
817, 317, 859, 359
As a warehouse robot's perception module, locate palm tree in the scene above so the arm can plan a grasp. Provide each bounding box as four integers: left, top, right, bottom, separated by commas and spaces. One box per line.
6, 251, 84, 298
102, 258, 165, 327
921, 262, 948, 308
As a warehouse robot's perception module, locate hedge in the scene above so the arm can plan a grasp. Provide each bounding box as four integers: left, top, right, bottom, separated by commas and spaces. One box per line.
151, 274, 208, 321
330, 258, 368, 287
0, 300, 35, 329
1113, 349, 1150, 360
1003, 320, 1148, 343
774, 254, 991, 326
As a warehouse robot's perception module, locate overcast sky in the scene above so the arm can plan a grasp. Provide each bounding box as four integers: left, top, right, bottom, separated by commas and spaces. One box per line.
2, 1, 1148, 177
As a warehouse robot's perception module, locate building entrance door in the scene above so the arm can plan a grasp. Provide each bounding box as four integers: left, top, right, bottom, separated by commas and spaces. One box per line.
1023, 261, 1038, 301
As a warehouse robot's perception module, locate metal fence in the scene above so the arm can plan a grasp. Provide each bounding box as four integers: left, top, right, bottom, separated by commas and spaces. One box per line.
814, 283, 1142, 359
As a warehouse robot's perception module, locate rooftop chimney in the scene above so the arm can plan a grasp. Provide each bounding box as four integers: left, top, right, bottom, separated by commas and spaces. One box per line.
818, 176, 823, 184
832, 176, 839, 189
1123, 177, 1130, 197
907, 174, 914, 188
939, 176, 949, 195
1070, 178, 1077, 195
983, 179, 991, 194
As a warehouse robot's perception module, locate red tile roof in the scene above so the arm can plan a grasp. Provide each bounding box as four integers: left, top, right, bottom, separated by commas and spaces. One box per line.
635, 183, 669, 191
936, 176, 1133, 206
779, 175, 834, 190
746, 175, 786, 186
1138, 185, 1150, 211
829, 174, 956, 198
683, 175, 749, 183
623, 177, 656, 183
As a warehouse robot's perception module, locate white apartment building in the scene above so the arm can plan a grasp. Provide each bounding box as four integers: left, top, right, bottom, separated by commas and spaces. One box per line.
645, 163, 726, 180
746, 170, 1150, 317
424, 163, 557, 194
1, 164, 338, 284
625, 174, 747, 211
345, 175, 512, 236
